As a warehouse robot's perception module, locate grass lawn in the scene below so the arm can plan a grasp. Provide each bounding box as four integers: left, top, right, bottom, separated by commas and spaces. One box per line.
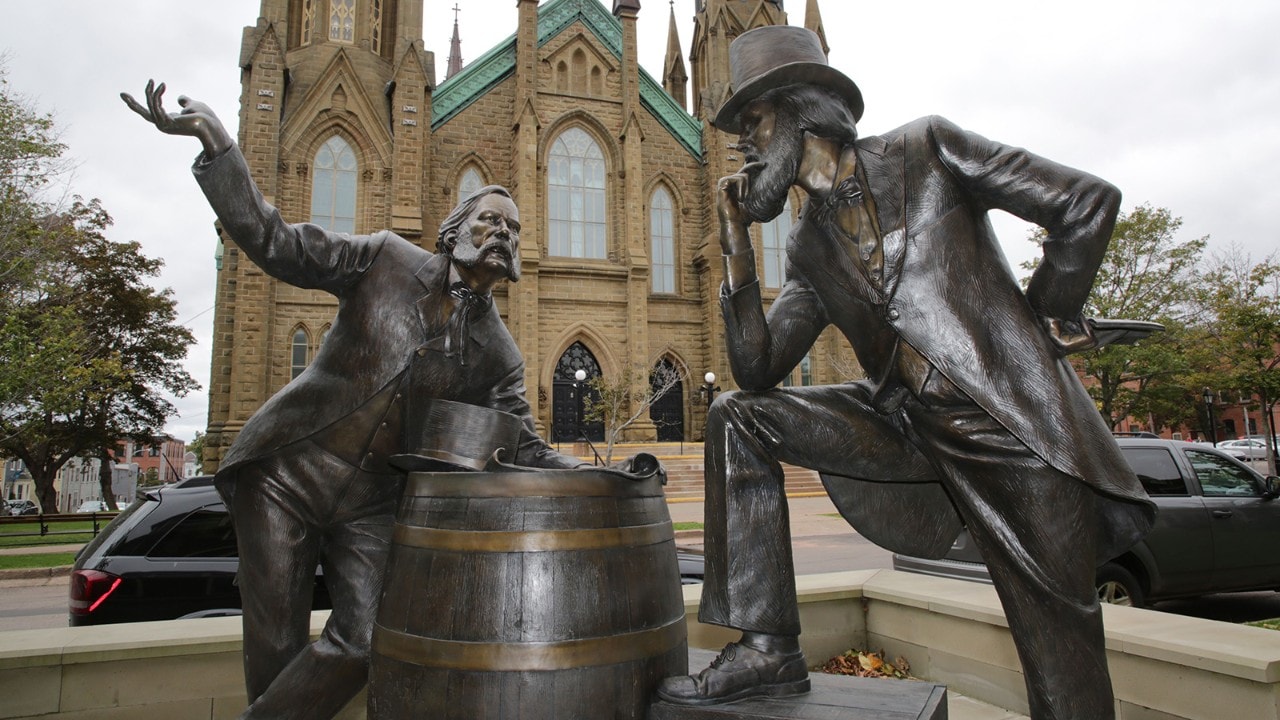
0, 552, 77, 570
1247, 619, 1280, 631
673, 521, 704, 531
0, 521, 96, 548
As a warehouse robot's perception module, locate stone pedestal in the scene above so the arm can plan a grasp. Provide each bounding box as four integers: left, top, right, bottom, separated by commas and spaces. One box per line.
647, 650, 947, 720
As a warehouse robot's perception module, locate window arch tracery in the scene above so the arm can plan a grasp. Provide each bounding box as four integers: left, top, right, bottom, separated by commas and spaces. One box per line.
548, 127, 606, 259
310, 135, 357, 234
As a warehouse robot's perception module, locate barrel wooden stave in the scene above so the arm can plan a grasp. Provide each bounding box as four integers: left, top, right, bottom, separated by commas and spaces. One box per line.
369, 469, 686, 719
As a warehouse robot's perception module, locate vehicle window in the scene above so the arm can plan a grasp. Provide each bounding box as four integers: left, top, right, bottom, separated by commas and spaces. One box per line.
147, 509, 238, 558
1122, 447, 1188, 496
1185, 450, 1261, 497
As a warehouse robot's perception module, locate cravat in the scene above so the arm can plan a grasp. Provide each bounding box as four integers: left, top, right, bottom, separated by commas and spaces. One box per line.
445, 281, 492, 366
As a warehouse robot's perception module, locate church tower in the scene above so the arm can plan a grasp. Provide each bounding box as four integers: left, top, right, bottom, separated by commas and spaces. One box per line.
205, 0, 433, 469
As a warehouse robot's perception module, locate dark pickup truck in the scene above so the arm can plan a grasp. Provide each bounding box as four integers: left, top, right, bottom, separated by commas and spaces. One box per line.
893, 438, 1280, 607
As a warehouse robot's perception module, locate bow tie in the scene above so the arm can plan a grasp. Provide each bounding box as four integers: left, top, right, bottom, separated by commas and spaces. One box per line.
444, 281, 492, 366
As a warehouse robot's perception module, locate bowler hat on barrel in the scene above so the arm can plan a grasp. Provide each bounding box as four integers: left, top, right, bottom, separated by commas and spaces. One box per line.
713, 25, 864, 134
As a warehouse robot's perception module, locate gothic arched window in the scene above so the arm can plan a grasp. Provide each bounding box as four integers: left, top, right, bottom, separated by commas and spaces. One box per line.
458, 166, 485, 204
650, 187, 676, 293
329, 0, 356, 44
290, 328, 310, 380
760, 197, 792, 289
548, 127, 606, 259
310, 136, 357, 234
300, 0, 317, 46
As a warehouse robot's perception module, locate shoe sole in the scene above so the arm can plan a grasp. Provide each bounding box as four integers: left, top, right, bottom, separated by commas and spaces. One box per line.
656, 677, 811, 707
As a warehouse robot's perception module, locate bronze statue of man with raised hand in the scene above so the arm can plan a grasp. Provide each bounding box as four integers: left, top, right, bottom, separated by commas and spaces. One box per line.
657, 27, 1155, 720
122, 82, 582, 720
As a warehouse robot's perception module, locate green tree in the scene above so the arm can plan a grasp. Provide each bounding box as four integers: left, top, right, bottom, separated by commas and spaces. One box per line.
0, 65, 197, 512
187, 430, 206, 470
1196, 246, 1280, 472
1023, 204, 1207, 430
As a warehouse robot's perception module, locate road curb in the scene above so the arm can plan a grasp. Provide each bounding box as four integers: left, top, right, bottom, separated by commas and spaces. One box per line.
0, 565, 70, 588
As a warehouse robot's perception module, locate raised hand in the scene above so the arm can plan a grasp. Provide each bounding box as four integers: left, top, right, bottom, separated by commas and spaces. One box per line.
121, 80, 233, 157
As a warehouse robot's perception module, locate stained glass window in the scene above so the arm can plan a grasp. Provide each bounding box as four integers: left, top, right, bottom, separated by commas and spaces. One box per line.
301, 0, 316, 46
290, 328, 309, 380
370, 0, 382, 54
760, 197, 792, 288
458, 166, 485, 203
329, 0, 355, 44
548, 128, 606, 259
310, 136, 357, 234
650, 187, 676, 293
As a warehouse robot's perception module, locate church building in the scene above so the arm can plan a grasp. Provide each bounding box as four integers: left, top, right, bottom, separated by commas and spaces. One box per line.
203, 0, 857, 470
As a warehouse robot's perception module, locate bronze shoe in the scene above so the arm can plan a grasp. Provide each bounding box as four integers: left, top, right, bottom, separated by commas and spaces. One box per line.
656, 641, 810, 705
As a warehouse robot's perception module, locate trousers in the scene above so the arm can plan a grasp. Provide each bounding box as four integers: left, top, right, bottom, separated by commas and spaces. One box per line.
216, 439, 404, 720
698, 382, 1115, 720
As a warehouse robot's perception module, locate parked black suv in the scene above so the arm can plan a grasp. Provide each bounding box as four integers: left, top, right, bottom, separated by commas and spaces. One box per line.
70, 476, 705, 625
893, 438, 1280, 607
69, 477, 332, 625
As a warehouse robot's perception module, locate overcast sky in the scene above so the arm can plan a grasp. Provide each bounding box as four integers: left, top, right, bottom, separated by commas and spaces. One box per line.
3, 0, 1277, 442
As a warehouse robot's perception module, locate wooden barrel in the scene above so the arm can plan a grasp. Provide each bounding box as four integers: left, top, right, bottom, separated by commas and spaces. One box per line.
368, 466, 688, 719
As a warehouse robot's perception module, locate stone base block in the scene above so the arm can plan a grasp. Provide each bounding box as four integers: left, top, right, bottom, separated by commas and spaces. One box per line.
647, 649, 947, 719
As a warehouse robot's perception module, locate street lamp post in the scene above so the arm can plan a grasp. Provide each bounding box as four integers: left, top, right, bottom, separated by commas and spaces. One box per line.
700, 371, 720, 408
1202, 387, 1217, 445
573, 369, 587, 441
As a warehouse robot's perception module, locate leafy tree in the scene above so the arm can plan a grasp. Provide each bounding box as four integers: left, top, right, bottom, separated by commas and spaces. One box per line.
1195, 246, 1280, 472
1023, 204, 1207, 430
582, 362, 687, 464
0, 66, 197, 512
0, 59, 67, 308
188, 431, 206, 469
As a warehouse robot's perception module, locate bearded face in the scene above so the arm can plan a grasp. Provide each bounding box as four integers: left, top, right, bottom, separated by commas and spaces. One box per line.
449, 193, 522, 289
735, 99, 804, 224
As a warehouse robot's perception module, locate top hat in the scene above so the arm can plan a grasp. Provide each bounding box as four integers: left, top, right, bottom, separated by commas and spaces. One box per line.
713, 25, 864, 134
390, 398, 524, 472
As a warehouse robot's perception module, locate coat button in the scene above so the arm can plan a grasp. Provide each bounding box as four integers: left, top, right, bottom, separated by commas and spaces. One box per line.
887, 307, 900, 321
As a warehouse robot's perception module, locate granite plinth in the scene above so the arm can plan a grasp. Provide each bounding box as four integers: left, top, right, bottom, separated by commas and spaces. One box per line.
647, 649, 947, 719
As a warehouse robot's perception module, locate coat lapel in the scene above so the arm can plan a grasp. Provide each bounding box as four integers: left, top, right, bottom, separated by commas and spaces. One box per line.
412, 253, 449, 338
857, 134, 908, 299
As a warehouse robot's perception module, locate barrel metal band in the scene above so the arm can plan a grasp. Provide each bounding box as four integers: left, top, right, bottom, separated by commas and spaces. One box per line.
392, 521, 674, 552
373, 616, 686, 671
406, 473, 662, 499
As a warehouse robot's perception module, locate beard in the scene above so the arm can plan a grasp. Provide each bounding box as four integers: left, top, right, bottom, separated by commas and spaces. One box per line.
741, 123, 803, 224
451, 227, 521, 283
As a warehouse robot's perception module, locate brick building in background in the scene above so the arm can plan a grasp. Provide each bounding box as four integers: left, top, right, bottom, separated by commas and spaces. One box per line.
202, 0, 861, 471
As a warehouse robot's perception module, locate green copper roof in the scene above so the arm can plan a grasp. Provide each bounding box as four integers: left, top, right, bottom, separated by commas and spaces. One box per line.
432, 0, 702, 158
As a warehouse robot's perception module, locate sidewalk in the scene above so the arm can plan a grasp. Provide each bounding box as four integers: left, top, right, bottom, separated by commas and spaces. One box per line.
669, 493, 853, 546
0, 543, 83, 556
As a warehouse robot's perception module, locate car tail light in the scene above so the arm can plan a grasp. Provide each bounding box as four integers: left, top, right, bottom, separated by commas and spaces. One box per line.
69, 569, 122, 615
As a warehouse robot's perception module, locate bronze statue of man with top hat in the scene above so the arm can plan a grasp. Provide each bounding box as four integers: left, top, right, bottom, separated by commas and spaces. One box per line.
656, 26, 1156, 720
122, 82, 583, 720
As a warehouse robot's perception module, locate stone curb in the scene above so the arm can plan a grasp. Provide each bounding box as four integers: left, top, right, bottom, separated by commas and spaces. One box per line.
0, 565, 71, 587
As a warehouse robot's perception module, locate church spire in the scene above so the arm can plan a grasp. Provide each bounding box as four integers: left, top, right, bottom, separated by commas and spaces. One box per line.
804, 0, 828, 56
663, 1, 689, 110
446, 3, 463, 80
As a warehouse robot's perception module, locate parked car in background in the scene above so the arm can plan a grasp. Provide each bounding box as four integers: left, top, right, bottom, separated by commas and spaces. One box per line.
69, 477, 331, 626
1214, 438, 1272, 462
6, 499, 38, 516
75, 500, 112, 513
71, 477, 704, 625
893, 438, 1280, 607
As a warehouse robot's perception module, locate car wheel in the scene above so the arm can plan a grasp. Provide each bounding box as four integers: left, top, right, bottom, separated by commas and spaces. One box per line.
1096, 563, 1144, 608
